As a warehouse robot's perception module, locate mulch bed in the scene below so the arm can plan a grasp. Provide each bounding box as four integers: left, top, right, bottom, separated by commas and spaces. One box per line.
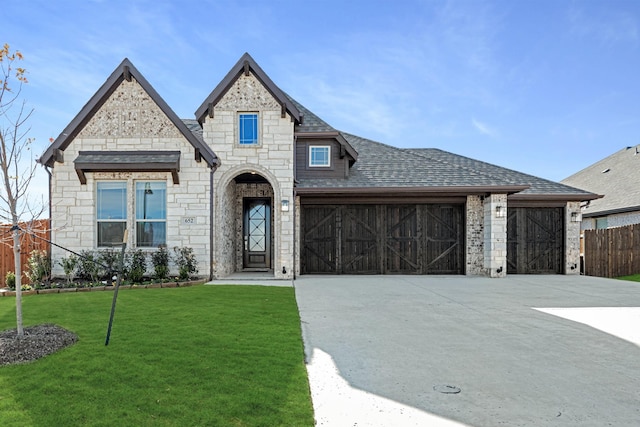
0, 324, 78, 366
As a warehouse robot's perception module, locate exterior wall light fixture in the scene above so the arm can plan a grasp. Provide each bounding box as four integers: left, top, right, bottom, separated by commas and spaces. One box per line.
281, 199, 289, 212
495, 205, 506, 218
571, 211, 582, 222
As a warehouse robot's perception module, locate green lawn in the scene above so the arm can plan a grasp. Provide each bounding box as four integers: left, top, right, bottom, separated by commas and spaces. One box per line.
0, 285, 314, 426
617, 274, 640, 282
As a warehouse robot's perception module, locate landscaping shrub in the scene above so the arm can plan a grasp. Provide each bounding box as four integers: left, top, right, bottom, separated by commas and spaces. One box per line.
173, 246, 198, 280
126, 249, 147, 284
151, 246, 169, 281
76, 250, 103, 285
59, 255, 78, 285
98, 248, 121, 281
5, 271, 15, 289
25, 250, 51, 287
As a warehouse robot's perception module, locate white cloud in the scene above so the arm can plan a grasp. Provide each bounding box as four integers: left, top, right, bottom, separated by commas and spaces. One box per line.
471, 117, 498, 138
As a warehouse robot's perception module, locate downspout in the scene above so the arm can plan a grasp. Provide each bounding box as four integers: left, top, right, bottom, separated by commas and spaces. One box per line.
209, 166, 216, 281
44, 164, 53, 257
292, 187, 297, 279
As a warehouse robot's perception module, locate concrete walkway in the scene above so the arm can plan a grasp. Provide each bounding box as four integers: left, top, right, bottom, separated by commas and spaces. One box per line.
294, 275, 640, 426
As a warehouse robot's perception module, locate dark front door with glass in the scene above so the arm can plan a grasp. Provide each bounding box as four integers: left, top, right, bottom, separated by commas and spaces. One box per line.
243, 198, 271, 269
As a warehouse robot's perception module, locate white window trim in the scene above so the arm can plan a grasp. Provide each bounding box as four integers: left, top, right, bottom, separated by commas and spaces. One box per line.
95, 181, 128, 248
309, 145, 331, 167
135, 180, 167, 248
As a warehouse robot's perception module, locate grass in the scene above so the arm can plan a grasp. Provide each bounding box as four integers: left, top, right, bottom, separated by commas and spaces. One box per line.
0, 285, 314, 426
617, 274, 640, 282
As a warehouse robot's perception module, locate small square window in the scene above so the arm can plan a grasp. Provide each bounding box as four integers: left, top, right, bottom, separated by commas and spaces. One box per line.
309, 146, 331, 167
239, 113, 258, 145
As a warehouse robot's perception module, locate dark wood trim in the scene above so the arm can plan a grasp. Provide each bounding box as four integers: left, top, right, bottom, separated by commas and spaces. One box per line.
509, 193, 601, 202
301, 196, 467, 205
39, 58, 219, 168
195, 52, 302, 125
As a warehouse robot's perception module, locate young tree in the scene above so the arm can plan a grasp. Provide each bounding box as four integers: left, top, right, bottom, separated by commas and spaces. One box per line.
0, 44, 41, 336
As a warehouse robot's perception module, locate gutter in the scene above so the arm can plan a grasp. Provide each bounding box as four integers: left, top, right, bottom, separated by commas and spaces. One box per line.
295, 185, 530, 196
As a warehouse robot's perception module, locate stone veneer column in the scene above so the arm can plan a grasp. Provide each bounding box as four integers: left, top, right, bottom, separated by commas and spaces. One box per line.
483, 194, 507, 278
466, 195, 485, 275
565, 201, 581, 275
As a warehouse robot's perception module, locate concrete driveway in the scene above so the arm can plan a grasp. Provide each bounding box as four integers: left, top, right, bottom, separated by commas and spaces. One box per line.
294, 275, 640, 426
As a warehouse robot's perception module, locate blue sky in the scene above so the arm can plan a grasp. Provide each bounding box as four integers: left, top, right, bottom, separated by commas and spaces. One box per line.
3, 0, 640, 201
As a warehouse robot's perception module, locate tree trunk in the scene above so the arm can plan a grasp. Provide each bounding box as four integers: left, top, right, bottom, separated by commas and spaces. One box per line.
13, 225, 23, 336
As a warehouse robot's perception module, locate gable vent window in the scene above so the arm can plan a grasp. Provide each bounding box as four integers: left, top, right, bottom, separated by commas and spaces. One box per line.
309, 146, 331, 167
239, 113, 259, 145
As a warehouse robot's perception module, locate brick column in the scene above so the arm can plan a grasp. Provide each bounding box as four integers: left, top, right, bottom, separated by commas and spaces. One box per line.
565, 201, 581, 275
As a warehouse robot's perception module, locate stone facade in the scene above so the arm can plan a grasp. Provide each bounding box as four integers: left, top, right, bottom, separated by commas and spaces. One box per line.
466, 195, 485, 275
565, 201, 581, 274
581, 210, 640, 230
483, 194, 508, 278
50, 78, 211, 278
204, 73, 295, 279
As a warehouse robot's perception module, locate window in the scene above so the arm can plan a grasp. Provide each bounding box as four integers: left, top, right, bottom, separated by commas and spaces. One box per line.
135, 182, 167, 247
309, 146, 331, 167
239, 113, 258, 145
96, 182, 127, 247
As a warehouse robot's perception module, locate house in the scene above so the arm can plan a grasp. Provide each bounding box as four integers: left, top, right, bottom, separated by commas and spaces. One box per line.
38, 53, 598, 279
562, 146, 640, 230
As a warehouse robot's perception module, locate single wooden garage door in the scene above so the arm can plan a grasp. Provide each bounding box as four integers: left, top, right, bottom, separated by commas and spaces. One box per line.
507, 207, 564, 274
301, 204, 464, 274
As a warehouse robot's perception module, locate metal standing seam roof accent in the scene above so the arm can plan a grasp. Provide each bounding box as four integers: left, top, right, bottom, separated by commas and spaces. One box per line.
38, 58, 218, 169
74, 150, 181, 184
562, 146, 639, 216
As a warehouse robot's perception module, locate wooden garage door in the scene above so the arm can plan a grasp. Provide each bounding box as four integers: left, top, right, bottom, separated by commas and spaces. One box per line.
507, 207, 564, 274
301, 204, 464, 274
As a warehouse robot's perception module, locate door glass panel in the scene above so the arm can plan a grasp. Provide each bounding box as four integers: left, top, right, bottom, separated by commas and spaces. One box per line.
248, 203, 266, 252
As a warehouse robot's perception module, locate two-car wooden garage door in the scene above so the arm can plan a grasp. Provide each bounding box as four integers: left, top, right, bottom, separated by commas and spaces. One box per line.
301, 204, 464, 274
301, 204, 564, 275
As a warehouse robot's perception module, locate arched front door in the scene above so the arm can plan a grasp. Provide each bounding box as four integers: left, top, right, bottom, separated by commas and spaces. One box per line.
243, 198, 271, 269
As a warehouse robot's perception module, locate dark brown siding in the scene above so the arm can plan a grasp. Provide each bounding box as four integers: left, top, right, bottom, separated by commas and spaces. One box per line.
507, 207, 564, 274
301, 204, 464, 274
295, 139, 348, 180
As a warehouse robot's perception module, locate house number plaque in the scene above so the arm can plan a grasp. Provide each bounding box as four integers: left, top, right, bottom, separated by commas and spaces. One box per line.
182, 216, 196, 225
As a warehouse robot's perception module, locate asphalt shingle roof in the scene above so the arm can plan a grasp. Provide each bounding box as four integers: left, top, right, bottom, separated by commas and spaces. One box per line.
296, 132, 597, 198
562, 146, 640, 215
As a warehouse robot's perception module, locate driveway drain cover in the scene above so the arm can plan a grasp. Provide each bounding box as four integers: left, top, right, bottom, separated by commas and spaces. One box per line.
434, 385, 461, 394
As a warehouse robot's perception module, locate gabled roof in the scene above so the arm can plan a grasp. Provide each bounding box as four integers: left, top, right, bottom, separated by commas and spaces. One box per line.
296, 133, 600, 201
39, 58, 218, 168
562, 146, 639, 216
286, 94, 358, 164
195, 53, 302, 125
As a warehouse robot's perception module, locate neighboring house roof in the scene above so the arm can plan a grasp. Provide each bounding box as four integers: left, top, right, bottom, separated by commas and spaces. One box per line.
195, 52, 302, 125
296, 133, 599, 201
562, 146, 639, 217
38, 58, 218, 168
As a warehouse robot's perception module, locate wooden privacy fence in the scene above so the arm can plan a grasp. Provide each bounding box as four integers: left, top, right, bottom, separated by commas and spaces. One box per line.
0, 219, 50, 286
584, 223, 640, 278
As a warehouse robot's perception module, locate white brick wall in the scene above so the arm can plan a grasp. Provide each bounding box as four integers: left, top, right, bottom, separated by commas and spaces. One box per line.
483, 194, 508, 277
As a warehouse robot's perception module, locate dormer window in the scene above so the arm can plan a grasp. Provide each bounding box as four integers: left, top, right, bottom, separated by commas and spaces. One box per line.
239, 113, 259, 145
309, 146, 331, 167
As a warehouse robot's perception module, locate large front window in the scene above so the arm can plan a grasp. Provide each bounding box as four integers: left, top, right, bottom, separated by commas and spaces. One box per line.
96, 182, 127, 247
135, 182, 167, 247
239, 113, 258, 145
